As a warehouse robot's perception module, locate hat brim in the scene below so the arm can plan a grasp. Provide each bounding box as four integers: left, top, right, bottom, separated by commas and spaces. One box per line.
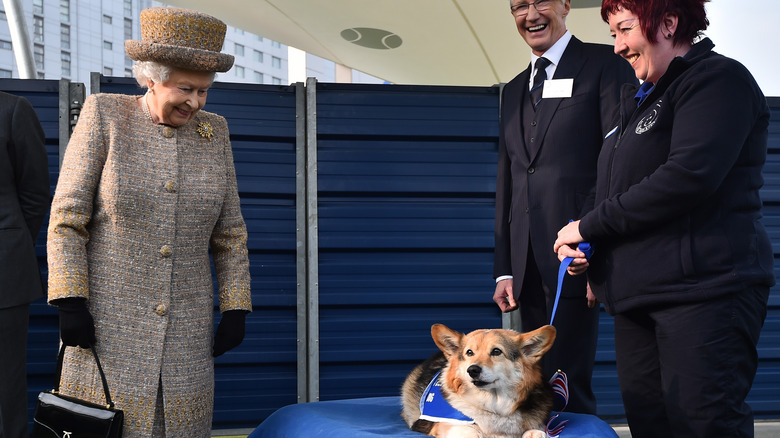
126, 40, 234, 72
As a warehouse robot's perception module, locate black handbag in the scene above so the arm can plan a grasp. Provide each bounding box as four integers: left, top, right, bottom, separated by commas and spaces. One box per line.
32, 344, 124, 438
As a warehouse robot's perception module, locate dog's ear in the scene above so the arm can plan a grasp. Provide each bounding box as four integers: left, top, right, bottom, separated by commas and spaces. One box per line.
519, 325, 556, 363
431, 324, 463, 358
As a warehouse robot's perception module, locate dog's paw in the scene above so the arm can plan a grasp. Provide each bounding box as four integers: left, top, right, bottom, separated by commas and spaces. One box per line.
521, 430, 547, 438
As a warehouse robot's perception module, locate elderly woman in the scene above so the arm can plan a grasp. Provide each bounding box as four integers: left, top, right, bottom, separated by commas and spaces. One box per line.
47, 7, 251, 437
553, 0, 773, 436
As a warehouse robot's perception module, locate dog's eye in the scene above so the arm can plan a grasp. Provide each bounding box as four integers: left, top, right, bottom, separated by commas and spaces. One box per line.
465, 349, 474, 357
490, 348, 502, 356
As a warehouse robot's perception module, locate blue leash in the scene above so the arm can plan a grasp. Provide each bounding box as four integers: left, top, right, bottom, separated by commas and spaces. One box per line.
550, 242, 592, 326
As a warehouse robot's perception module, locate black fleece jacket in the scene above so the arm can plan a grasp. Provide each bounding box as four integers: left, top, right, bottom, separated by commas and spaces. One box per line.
579, 38, 775, 314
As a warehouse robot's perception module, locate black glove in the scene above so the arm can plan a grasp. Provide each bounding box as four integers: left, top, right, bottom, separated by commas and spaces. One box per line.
55, 298, 96, 348
213, 310, 247, 357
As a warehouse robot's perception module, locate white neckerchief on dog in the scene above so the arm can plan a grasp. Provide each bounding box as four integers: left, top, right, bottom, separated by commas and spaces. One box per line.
418, 371, 475, 424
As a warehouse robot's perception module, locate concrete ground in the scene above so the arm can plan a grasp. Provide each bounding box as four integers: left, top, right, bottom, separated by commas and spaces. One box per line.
611, 420, 780, 437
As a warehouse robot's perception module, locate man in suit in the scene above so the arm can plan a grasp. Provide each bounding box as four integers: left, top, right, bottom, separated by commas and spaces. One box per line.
493, 0, 636, 414
0, 91, 49, 438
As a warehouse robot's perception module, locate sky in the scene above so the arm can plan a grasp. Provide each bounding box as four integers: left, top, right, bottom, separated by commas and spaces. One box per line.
704, 1, 778, 96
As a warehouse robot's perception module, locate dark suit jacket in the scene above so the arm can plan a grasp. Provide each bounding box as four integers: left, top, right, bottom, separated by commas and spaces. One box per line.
0, 91, 49, 309
494, 36, 637, 299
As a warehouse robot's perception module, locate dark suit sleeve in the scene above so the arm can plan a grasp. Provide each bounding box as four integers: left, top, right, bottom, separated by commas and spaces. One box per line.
579, 53, 637, 217
493, 85, 513, 279
11, 96, 49, 242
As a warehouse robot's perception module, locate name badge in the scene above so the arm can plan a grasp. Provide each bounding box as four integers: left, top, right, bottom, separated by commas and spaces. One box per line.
542, 78, 573, 99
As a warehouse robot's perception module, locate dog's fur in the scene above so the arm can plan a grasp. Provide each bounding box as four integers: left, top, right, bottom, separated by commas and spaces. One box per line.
401, 324, 556, 438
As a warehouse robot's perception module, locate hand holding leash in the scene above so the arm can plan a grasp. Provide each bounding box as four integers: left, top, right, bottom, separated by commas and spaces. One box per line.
553, 220, 589, 275
551, 220, 594, 325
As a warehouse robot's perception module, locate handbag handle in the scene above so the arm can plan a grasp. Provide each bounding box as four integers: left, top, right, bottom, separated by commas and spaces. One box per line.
53, 344, 116, 409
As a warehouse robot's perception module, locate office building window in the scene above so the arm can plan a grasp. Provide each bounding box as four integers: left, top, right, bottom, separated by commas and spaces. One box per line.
103, 15, 112, 24
272, 77, 281, 85
104, 67, 113, 76
235, 65, 245, 78
61, 24, 70, 50
124, 18, 133, 40
0, 40, 11, 50
61, 51, 70, 77
271, 41, 281, 48
272, 56, 281, 69
125, 57, 133, 68
253, 50, 263, 63
33, 0, 44, 15
34, 44, 44, 72
124, 0, 132, 17
0, 11, 6, 21
60, 0, 70, 22
103, 41, 113, 50
33, 16, 44, 43
235, 28, 244, 35
235, 43, 244, 57
0, 69, 11, 78
254, 34, 262, 42
125, 68, 133, 77
254, 71, 263, 83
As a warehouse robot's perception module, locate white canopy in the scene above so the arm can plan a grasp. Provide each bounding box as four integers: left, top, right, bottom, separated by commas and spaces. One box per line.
164, 0, 611, 86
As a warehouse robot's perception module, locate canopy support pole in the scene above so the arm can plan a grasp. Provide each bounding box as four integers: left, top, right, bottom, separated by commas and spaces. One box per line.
3, 0, 37, 78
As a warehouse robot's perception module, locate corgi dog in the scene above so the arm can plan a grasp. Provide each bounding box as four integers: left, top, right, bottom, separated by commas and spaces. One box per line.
401, 324, 556, 438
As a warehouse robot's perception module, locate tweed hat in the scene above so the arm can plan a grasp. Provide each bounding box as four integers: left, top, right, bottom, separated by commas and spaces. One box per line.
125, 7, 234, 72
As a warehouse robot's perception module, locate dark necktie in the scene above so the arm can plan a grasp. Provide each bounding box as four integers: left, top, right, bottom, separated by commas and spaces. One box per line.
530, 57, 551, 108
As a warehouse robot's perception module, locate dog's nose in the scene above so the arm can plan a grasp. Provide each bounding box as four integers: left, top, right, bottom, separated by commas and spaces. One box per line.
467, 365, 481, 378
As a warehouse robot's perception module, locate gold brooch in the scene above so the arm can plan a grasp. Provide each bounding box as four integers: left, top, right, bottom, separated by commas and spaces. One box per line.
196, 122, 214, 140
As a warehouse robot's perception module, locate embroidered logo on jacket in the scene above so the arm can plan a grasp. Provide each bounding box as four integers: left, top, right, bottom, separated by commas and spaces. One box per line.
635, 100, 662, 134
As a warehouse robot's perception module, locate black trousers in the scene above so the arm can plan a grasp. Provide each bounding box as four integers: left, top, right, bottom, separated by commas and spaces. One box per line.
0, 303, 31, 438
518, 244, 599, 415
614, 287, 769, 438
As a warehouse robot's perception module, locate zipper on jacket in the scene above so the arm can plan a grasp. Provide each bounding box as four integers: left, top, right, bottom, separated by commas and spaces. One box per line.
602, 95, 634, 312
606, 98, 629, 199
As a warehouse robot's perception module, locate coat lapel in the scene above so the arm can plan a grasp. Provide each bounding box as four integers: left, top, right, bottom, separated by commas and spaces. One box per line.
507, 66, 532, 163
528, 37, 587, 163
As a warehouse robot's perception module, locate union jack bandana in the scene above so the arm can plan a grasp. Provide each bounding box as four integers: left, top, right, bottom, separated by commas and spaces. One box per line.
546, 370, 570, 437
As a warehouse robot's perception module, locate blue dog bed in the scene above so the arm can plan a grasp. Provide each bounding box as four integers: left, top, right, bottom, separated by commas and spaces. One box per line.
248, 396, 618, 438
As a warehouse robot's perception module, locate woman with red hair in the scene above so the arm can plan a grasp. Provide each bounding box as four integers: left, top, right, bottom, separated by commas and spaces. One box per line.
554, 1, 772, 436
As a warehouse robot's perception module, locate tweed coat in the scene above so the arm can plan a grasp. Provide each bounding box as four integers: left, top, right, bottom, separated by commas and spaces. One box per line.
47, 93, 252, 437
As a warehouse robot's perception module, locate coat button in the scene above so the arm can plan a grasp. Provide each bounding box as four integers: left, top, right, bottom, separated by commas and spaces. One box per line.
164, 181, 176, 193
528, 167, 535, 174
531, 120, 537, 126
155, 304, 168, 316
159, 245, 172, 258
163, 126, 175, 138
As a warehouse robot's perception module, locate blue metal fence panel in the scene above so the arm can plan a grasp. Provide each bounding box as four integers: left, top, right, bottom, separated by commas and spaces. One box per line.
314, 83, 504, 400
753, 97, 780, 419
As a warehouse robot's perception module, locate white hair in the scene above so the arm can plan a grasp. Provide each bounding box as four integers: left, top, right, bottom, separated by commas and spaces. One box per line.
132, 61, 216, 88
